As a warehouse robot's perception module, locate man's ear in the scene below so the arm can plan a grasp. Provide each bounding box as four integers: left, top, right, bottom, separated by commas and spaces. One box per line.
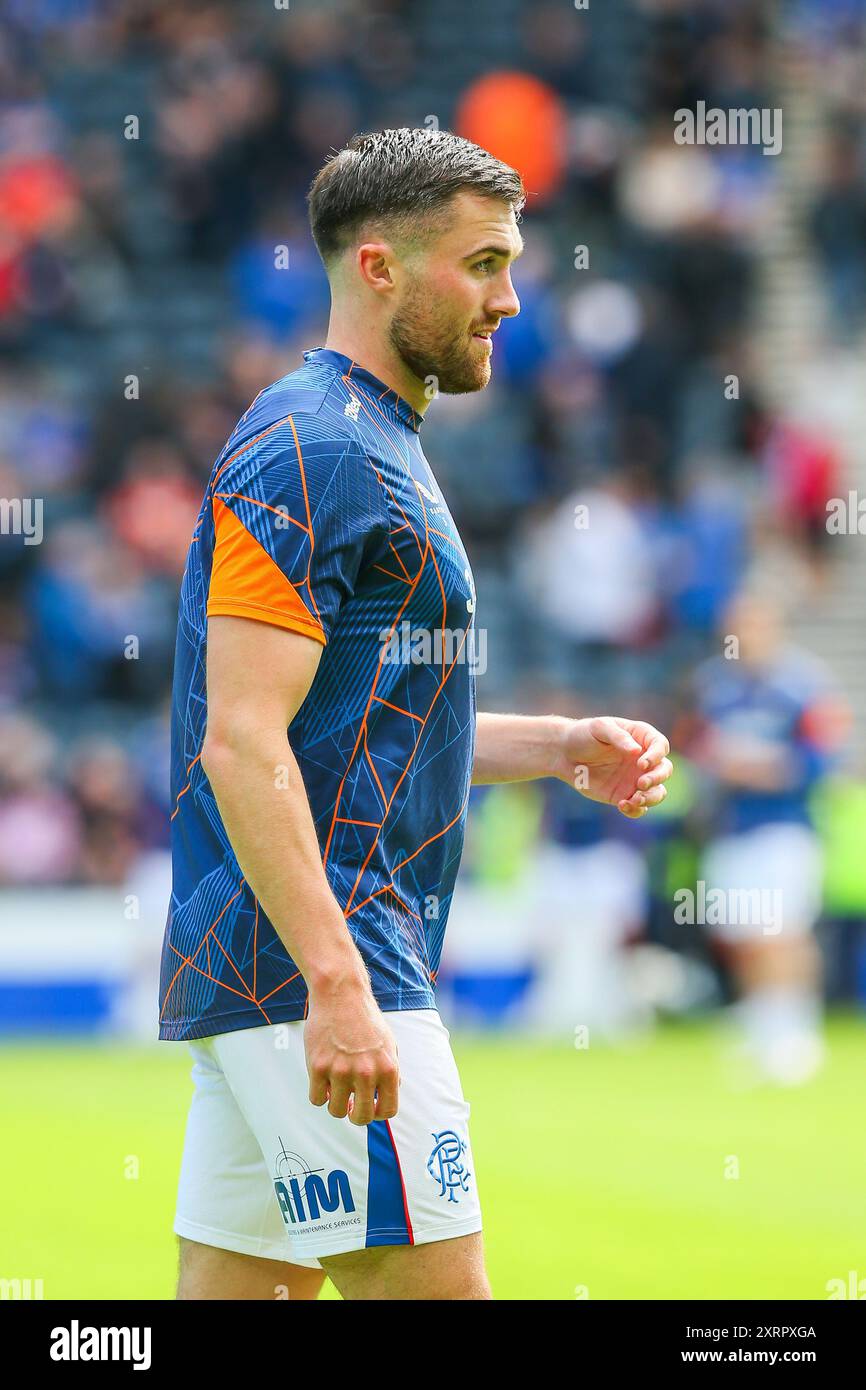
356, 243, 395, 293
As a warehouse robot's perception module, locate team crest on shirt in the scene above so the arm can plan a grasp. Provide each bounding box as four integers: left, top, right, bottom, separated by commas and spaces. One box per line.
273, 1138, 358, 1228
414, 477, 438, 504
426, 1130, 472, 1203
343, 395, 361, 421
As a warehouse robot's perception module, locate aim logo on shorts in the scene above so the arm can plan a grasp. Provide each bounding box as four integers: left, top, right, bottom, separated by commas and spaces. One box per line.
273, 1138, 355, 1226
427, 1129, 472, 1204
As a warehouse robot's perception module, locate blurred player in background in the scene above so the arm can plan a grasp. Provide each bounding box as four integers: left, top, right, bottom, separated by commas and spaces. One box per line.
689, 590, 850, 1085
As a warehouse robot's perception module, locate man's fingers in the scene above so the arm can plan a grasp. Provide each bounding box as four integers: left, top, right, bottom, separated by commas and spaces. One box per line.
373, 1071, 400, 1121
347, 1079, 376, 1127
326, 1077, 352, 1119
639, 783, 668, 807
592, 717, 642, 754
308, 1071, 329, 1107
637, 731, 671, 769
610, 718, 671, 769
637, 756, 673, 790
617, 782, 668, 816
313, 1064, 400, 1123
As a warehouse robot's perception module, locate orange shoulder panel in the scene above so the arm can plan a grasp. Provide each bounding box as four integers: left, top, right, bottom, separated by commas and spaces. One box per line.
206, 495, 326, 644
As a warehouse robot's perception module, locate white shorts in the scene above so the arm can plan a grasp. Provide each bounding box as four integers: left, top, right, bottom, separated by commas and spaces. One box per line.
700, 822, 823, 942
173, 1008, 482, 1269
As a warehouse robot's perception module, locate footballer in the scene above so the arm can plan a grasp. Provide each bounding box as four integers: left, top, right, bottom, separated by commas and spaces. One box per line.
159, 127, 674, 1301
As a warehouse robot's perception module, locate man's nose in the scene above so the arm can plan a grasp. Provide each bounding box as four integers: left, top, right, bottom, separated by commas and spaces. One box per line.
487, 277, 520, 320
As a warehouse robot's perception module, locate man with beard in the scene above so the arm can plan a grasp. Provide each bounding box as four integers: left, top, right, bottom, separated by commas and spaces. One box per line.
161, 128, 673, 1300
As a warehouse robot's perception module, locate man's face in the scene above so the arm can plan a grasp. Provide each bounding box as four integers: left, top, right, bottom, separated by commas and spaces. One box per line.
387, 190, 523, 394
723, 596, 781, 666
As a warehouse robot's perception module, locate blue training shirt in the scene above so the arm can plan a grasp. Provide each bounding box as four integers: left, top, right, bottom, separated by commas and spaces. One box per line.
693, 646, 842, 835
159, 347, 478, 1041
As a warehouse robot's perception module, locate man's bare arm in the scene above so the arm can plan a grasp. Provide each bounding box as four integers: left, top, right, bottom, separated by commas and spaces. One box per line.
200, 614, 399, 1125
471, 712, 570, 785
472, 710, 673, 817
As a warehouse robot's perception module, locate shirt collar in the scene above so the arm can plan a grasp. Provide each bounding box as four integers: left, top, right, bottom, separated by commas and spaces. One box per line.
302, 347, 423, 433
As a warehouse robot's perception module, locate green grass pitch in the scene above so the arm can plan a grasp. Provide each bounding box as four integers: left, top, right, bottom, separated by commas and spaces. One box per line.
2, 1015, 864, 1300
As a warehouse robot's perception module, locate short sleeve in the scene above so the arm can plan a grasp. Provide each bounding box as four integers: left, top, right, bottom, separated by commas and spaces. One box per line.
206, 423, 389, 645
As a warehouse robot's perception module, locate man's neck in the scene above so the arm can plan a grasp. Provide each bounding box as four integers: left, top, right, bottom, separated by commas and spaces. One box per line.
324, 328, 431, 418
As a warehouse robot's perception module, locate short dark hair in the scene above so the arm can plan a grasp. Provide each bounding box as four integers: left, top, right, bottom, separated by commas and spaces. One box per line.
307, 127, 526, 269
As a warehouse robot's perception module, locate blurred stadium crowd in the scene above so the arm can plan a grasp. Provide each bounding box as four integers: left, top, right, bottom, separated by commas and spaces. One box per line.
2, 0, 866, 1042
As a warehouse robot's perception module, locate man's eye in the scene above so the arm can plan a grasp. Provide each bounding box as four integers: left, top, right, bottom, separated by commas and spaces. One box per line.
473, 257, 495, 273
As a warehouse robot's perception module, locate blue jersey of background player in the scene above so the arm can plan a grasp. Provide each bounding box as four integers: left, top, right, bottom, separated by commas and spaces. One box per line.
691, 601, 847, 834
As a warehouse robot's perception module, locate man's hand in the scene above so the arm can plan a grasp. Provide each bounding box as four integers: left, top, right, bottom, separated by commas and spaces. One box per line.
551, 716, 673, 818
304, 978, 400, 1126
